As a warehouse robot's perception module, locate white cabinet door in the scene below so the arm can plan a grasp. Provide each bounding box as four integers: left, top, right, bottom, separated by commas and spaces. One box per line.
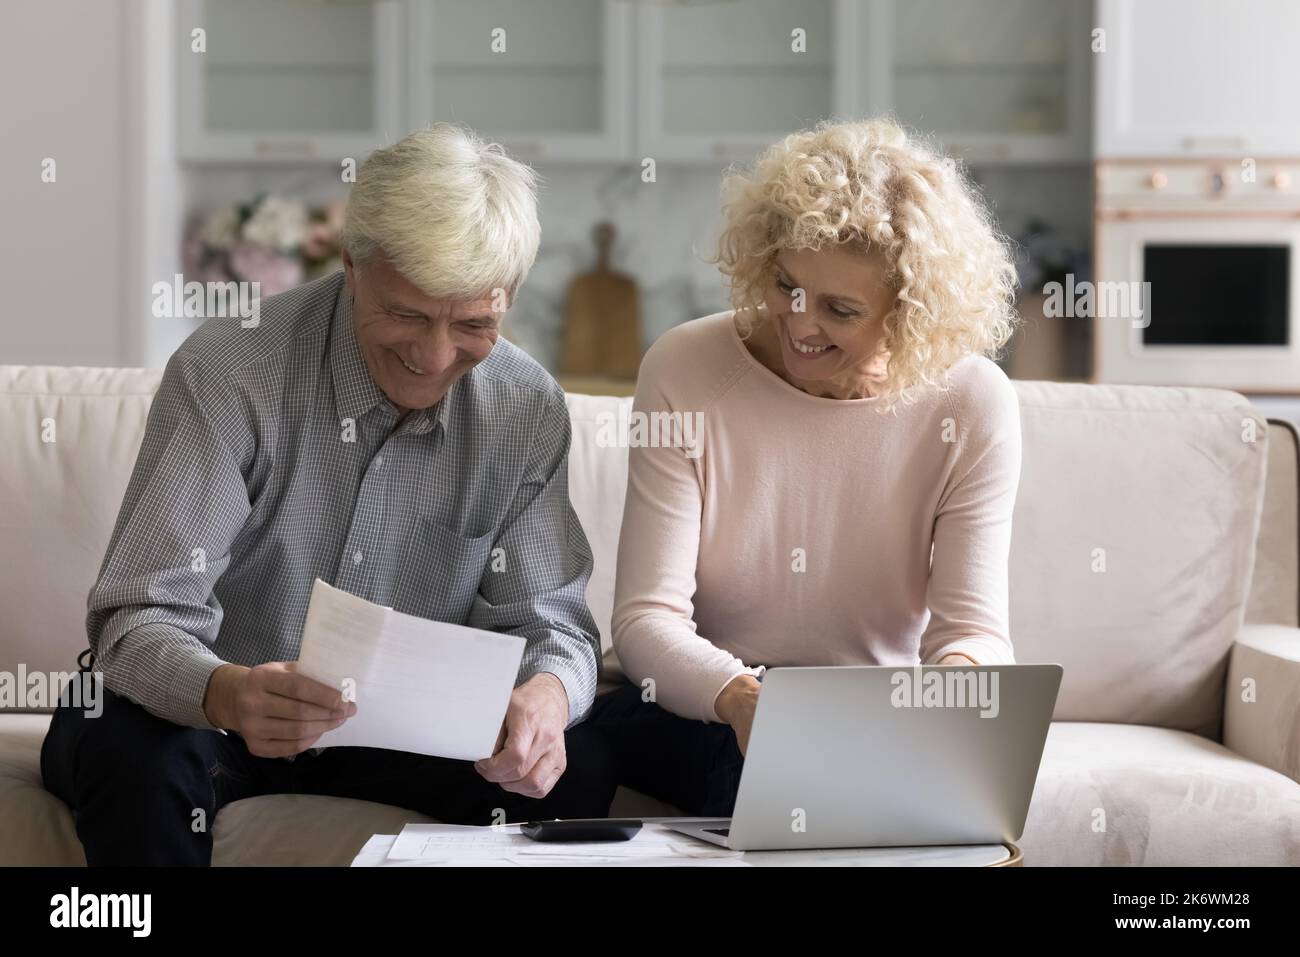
406, 0, 633, 162
177, 0, 403, 163
867, 0, 1090, 164
1096, 0, 1300, 157
635, 0, 861, 164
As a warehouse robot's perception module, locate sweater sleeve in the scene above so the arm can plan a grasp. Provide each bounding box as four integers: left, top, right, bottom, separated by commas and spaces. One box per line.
919, 369, 1023, 666
611, 341, 763, 722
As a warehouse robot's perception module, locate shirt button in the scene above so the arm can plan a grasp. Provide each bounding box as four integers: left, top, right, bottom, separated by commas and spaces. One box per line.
352, 550, 364, 565
375, 455, 385, 467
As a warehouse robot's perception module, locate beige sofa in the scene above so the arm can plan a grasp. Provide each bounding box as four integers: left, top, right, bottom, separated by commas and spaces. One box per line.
2, 365, 1298, 866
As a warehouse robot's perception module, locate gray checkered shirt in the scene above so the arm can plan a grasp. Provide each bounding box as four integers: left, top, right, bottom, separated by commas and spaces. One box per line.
85, 271, 601, 731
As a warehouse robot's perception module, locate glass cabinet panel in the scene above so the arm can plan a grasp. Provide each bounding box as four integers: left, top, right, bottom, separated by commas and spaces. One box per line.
656, 0, 834, 136
409, 0, 630, 159
425, 0, 603, 134
202, 0, 378, 133
892, 0, 1072, 137
178, 0, 401, 160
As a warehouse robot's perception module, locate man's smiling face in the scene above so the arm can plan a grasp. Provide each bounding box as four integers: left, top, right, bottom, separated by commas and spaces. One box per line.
343, 251, 504, 414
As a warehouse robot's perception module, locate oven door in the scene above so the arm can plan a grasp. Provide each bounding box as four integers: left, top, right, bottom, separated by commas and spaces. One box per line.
1096, 215, 1300, 389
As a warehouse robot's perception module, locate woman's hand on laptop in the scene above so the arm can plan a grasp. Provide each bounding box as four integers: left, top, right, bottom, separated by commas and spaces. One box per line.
474, 672, 570, 799
937, 654, 978, 666
715, 674, 762, 756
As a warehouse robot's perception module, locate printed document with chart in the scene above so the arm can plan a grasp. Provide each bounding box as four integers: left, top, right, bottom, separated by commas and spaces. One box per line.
294, 579, 525, 761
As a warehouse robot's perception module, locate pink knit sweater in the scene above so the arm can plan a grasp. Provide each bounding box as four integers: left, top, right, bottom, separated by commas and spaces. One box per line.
611, 312, 1023, 722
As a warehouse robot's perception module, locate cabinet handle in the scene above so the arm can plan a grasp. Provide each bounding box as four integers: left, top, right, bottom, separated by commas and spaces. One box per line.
254, 139, 319, 157
946, 142, 1010, 160
710, 142, 746, 157
1180, 136, 1247, 151
509, 141, 544, 159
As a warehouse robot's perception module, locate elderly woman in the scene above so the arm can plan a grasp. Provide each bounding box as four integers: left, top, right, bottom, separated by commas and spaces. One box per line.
589, 118, 1022, 817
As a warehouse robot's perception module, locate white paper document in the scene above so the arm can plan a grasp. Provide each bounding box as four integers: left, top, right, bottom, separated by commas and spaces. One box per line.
294, 578, 525, 761
378, 823, 749, 866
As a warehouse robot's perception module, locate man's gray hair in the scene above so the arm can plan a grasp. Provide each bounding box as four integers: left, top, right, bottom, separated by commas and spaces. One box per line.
342, 123, 541, 300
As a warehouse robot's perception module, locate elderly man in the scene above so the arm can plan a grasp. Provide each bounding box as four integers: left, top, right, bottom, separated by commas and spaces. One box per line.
40, 125, 615, 865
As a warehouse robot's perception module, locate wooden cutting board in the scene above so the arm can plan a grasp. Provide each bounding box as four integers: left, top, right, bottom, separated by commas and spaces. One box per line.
560, 222, 642, 379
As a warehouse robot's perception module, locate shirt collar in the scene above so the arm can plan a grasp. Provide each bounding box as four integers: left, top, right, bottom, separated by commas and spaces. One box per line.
329, 281, 450, 438
330, 283, 387, 423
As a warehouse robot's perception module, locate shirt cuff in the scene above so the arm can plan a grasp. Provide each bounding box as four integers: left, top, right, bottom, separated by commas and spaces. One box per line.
926, 636, 1016, 667
524, 659, 592, 728
167, 653, 228, 731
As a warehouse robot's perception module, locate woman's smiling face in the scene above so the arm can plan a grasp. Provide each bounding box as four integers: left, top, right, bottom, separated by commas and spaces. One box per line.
760, 244, 896, 399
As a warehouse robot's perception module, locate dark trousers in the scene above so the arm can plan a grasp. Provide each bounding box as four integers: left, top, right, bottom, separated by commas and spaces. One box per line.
587, 682, 744, 817
40, 680, 618, 866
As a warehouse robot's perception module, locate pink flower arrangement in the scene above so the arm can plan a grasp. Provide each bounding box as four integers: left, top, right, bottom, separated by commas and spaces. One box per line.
183, 195, 347, 297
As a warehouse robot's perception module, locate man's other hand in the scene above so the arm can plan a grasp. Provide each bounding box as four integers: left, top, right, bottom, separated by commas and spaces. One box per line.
473, 672, 569, 799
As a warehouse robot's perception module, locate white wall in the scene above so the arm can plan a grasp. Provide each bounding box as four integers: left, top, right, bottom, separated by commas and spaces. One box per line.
132, 0, 187, 369
0, 0, 183, 368
0, 0, 132, 365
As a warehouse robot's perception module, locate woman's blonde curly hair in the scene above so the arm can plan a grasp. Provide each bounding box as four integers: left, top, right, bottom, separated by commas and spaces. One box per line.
711, 117, 1019, 410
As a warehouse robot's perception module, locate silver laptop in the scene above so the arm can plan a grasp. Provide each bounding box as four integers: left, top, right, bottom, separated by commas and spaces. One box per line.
665, 664, 1062, 851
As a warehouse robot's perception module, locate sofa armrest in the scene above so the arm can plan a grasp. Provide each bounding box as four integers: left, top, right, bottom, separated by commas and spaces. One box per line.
1223, 624, 1300, 784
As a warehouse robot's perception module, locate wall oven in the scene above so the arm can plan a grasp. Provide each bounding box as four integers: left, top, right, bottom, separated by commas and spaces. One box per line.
1095, 160, 1300, 391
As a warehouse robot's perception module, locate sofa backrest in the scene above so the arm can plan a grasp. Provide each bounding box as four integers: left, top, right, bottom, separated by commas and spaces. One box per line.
1245, 420, 1299, 629
1, 366, 163, 707
1006, 381, 1273, 739
0, 366, 1290, 737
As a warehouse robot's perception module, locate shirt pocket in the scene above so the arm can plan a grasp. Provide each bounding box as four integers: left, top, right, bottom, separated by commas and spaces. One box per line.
393, 517, 494, 624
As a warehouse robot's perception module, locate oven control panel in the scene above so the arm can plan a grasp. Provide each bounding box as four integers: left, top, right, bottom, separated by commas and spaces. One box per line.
1097, 160, 1300, 213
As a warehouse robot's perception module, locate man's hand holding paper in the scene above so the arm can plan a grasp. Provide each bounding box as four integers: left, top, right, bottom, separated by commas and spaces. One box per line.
294, 579, 528, 763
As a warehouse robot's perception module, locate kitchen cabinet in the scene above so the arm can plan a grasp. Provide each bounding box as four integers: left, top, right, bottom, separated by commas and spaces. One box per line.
634, 0, 855, 164
634, 0, 1087, 165
177, 0, 403, 162
406, 0, 633, 162
1095, 0, 1300, 157
869, 0, 1091, 163
176, 0, 1091, 166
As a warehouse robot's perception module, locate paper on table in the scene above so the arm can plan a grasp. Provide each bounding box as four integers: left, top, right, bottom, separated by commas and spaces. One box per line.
386, 823, 745, 863
351, 833, 750, 867
294, 579, 525, 761
388, 824, 525, 860
351, 835, 521, 867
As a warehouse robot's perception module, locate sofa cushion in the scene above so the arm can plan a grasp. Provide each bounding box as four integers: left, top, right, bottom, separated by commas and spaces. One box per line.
212, 794, 434, 866
1245, 420, 1299, 628
7, 713, 1296, 865
1008, 382, 1270, 737
565, 393, 633, 655
1020, 721, 1300, 866
0, 713, 85, 865
0, 366, 163, 688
